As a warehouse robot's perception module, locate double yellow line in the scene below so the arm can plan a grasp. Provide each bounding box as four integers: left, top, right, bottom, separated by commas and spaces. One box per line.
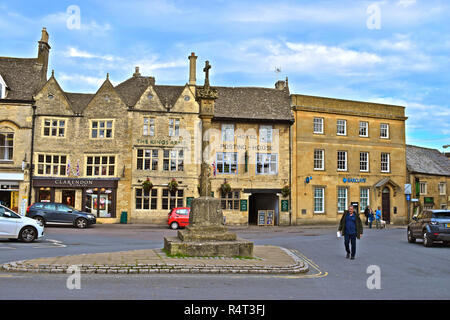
275, 249, 328, 279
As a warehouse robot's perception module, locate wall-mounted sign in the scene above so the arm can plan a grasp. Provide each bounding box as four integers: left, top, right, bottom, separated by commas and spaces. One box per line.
136, 138, 184, 146
240, 199, 248, 211
424, 197, 434, 204
343, 178, 367, 183
281, 200, 289, 212
186, 197, 194, 208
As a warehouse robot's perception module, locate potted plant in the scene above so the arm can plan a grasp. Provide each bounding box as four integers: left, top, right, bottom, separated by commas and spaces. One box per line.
281, 185, 290, 198
168, 178, 179, 193
142, 178, 153, 192
220, 180, 231, 195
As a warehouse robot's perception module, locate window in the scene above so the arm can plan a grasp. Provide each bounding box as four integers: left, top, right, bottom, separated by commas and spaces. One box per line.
360, 188, 370, 213
380, 123, 389, 139
221, 190, 240, 210
259, 125, 273, 143
314, 149, 324, 170
337, 151, 347, 171
381, 153, 390, 172
313, 117, 324, 134
256, 153, 278, 174
221, 124, 234, 142
216, 152, 238, 174
143, 118, 155, 136
37, 154, 67, 176
163, 149, 184, 171
137, 149, 158, 171
337, 187, 348, 213
169, 118, 180, 137
314, 187, 325, 213
91, 120, 113, 138
0, 133, 13, 161
162, 189, 184, 210
438, 182, 446, 195
360, 152, 369, 172
43, 119, 65, 137
336, 119, 347, 136
86, 156, 115, 176
359, 121, 368, 137
419, 182, 427, 195
135, 188, 157, 210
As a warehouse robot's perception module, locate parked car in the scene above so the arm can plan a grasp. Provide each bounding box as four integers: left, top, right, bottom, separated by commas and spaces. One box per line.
407, 210, 450, 247
26, 202, 96, 229
0, 204, 45, 243
167, 207, 190, 229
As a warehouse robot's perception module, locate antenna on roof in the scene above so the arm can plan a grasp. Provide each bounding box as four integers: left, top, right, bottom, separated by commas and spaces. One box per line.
275, 66, 282, 80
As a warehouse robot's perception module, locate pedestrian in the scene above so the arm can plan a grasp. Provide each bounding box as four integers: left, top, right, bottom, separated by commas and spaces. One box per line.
364, 206, 370, 226
375, 206, 382, 229
338, 205, 363, 260
368, 208, 374, 229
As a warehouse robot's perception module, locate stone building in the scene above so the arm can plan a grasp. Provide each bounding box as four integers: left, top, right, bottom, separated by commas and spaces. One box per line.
406, 145, 450, 219
291, 94, 408, 225
0, 28, 50, 214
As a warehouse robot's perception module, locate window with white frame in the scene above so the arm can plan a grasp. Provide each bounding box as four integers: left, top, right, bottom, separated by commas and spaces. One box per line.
0, 132, 13, 161
336, 119, 347, 136
256, 153, 278, 174
163, 149, 184, 171
216, 152, 237, 174
419, 182, 427, 195
313, 117, 324, 134
438, 182, 446, 195
359, 121, 368, 137
137, 149, 158, 171
337, 151, 347, 171
135, 188, 157, 210
37, 154, 67, 176
169, 118, 180, 137
86, 155, 115, 177
380, 123, 389, 139
360, 188, 370, 213
91, 120, 113, 138
43, 119, 66, 137
337, 187, 348, 213
143, 117, 155, 136
314, 187, 325, 213
360, 152, 369, 172
221, 124, 234, 142
259, 125, 273, 143
314, 149, 324, 170
381, 153, 390, 172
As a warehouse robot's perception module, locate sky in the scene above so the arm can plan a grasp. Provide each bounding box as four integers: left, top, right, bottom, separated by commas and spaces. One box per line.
0, 0, 449, 151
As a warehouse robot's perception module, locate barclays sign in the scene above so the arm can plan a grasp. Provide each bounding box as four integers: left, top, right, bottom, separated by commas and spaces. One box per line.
343, 178, 367, 183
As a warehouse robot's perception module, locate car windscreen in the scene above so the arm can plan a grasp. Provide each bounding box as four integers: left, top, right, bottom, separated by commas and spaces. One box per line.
432, 211, 450, 219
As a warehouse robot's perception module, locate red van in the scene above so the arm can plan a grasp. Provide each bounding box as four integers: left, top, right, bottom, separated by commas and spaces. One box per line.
167, 207, 190, 229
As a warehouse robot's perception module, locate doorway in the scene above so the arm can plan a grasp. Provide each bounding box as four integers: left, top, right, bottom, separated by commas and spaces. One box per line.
382, 187, 391, 224
248, 193, 279, 225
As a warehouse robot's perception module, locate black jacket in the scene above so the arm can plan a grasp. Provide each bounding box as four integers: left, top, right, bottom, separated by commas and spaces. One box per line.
338, 211, 363, 239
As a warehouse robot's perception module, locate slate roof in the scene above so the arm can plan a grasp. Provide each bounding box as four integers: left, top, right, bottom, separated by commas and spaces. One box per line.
153, 85, 185, 108
0, 57, 45, 101
115, 76, 155, 107
406, 145, 450, 176
65, 92, 94, 114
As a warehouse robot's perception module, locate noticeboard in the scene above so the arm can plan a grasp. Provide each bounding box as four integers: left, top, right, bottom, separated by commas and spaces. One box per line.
281, 200, 289, 212
266, 210, 274, 226
186, 197, 194, 208
258, 210, 266, 226
240, 199, 248, 212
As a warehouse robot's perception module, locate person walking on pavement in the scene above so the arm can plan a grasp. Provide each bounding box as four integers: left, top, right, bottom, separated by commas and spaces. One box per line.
338, 205, 363, 260
368, 208, 374, 229
364, 206, 370, 226
375, 206, 382, 229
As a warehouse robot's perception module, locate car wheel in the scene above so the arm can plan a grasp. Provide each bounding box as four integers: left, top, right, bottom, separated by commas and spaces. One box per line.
34, 216, 45, 226
407, 228, 416, 243
19, 227, 37, 243
170, 222, 179, 230
75, 218, 88, 229
423, 231, 433, 247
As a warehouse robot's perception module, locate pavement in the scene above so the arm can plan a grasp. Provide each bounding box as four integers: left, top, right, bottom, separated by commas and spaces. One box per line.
0, 245, 309, 275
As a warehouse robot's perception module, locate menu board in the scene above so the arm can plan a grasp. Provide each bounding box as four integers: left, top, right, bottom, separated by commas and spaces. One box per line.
258, 210, 266, 226
266, 210, 274, 226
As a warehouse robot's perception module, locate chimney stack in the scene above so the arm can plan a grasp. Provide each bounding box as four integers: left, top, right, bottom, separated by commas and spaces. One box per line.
275, 80, 286, 90
37, 27, 51, 83
133, 66, 141, 77
188, 52, 197, 86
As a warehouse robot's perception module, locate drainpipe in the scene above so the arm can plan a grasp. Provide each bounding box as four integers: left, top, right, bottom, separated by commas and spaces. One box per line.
28, 105, 36, 206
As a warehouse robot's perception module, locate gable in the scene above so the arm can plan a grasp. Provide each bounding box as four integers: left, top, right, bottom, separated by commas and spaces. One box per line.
34, 77, 73, 115
0, 74, 8, 99
133, 85, 166, 112
169, 85, 199, 113
83, 78, 127, 116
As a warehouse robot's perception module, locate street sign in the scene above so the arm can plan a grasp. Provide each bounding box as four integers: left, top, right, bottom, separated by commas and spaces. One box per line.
406, 194, 411, 201
404, 184, 412, 195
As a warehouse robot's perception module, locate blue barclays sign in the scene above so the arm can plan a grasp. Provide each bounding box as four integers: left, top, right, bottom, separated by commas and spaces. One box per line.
343, 177, 367, 183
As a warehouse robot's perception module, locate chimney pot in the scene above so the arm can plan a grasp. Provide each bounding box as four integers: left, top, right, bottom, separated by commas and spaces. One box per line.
133, 66, 141, 77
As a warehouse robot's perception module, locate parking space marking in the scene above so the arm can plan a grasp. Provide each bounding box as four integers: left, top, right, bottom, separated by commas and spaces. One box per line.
0, 239, 66, 249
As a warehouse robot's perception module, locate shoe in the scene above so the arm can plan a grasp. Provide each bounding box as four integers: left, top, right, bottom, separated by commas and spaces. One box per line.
346, 253, 350, 259
350, 256, 355, 260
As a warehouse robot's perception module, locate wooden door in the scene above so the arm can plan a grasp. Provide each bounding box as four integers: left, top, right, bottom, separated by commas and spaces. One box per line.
382, 187, 390, 223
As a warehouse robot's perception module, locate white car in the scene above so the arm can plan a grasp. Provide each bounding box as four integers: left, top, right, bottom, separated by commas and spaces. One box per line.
0, 204, 44, 242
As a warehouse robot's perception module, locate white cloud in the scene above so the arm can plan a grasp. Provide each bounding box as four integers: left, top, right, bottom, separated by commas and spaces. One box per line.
58, 73, 105, 88
65, 47, 116, 61
397, 0, 417, 8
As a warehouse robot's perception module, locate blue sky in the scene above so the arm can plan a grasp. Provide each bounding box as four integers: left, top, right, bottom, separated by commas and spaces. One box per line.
1, 0, 449, 151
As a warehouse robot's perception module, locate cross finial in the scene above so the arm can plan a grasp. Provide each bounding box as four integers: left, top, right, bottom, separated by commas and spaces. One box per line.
203, 60, 211, 88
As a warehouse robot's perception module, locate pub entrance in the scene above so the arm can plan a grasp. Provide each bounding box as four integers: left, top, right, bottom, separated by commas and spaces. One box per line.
382, 187, 391, 224
247, 189, 279, 225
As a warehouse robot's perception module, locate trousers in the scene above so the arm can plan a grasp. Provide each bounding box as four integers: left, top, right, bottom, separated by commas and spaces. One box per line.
344, 234, 357, 257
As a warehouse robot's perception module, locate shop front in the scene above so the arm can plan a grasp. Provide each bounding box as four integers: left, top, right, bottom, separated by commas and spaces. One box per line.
32, 177, 118, 218
0, 172, 24, 213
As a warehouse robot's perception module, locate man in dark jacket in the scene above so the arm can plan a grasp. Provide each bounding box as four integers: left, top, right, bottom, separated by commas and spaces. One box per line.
338, 205, 363, 260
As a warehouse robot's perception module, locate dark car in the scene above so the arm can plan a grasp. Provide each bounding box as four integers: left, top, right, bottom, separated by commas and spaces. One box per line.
26, 202, 96, 229
407, 210, 450, 247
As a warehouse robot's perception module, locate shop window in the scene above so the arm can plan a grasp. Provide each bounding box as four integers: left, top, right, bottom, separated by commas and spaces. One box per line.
220, 191, 240, 210
91, 120, 113, 139
163, 149, 184, 171
143, 117, 155, 136
256, 153, 278, 175
85, 188, 114, 218
38, 188, 52, 202
135, 188, 157, 210
0, 132, 13, 161
216, 152, 237, 174
137, 149, 158, 171
162, 189, 184, 210
37, 154, 67, 176
43, 118, 65, 137
86, 155, 115, 177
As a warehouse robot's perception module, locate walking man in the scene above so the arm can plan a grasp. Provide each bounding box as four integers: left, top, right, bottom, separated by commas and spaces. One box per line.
338, 205, 363, 260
